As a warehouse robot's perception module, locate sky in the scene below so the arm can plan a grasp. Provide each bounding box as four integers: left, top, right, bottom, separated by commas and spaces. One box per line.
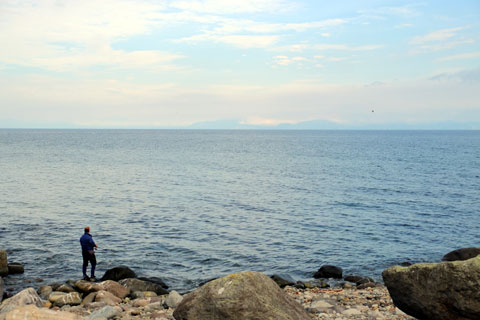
0, 0, 479, 129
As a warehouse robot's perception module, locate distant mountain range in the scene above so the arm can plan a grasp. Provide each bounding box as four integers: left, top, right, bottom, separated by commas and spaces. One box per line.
186, 119, 480, 130
1, 118, 479, 130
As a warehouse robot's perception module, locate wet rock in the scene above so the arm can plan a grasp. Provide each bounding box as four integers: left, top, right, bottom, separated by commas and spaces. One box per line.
442, 247, 480, 262
119, 278, 168, 295
37, 285, 53, 300
304, 279, 329, 289
100, 266, 136, 282
88, 305, 121, 319
6, 263, 24, 275
173, 271, 311, 320
0, 277, 3, 303
137, 276, 169, 289
314, 265, 343, 279
270, 274, 296, 288
3, 305, 83, 320
383, 256, 480, 320
0, 251, 7, 277
94, 290, 122, 306
0, 288, 44, 314
164, 290, 183, 309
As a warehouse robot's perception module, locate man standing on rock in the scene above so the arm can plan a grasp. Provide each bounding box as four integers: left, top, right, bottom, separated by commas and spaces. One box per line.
80, 226, 98, 281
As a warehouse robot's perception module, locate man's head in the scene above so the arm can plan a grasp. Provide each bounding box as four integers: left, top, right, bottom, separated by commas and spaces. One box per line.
84, 226, 90, 233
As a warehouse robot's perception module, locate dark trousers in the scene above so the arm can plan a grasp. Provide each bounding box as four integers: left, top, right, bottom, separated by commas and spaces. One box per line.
82, 250, 96, 277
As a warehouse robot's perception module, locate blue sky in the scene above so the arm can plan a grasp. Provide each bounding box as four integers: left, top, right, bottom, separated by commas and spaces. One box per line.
0, 0, 479, 128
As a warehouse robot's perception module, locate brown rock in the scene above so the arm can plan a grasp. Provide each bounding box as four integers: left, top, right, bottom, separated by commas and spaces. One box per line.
94, 290, 122, 306
173, 271, 312, 320
3, 305, 83, 320
94, 280, 130, 299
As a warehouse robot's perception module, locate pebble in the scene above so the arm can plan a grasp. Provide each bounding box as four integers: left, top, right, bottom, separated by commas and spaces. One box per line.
284, 284, 416, 320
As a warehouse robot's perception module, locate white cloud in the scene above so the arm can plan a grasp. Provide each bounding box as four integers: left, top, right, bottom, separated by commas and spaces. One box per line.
0, 0, 180, 71
436, 52, 480, 62
180, 34, 280, 48
169, 0, 294, 14
411, 27, 466, 44
409, 26, 475, 53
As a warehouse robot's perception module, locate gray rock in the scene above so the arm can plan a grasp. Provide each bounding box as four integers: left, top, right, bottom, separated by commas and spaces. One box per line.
442, 248, 480, 262
173, 271, 311, 320
314, 265, 343, 279
382, 255, 480, 320
131, 291, 157, 299
119, 278, 168, 295
270, 274, 295, 288
88, 305, 121, 319
7, 263, 24, 275
164, 290, 183, 308
0, 288, 44, 314
37, 285, 53, 300
100, 266, 136, 282
0, 251, 7, 277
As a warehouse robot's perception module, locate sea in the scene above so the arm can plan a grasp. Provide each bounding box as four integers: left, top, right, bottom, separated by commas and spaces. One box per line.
0, 129, 479, 293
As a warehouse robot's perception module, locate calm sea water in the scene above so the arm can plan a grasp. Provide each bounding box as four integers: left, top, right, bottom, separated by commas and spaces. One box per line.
1, 130, 479, 292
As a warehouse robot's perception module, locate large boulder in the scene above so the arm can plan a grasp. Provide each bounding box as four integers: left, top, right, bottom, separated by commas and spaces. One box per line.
442, 248, 480, 262
0, 251, 7, 277
0, 288, 43, 315
119, 278, 168, 295
101, 266, 136, 281
382, 256, 480, 320
313, 265, 343, 279
3, 305, 82, 320
173, 271, 311, 320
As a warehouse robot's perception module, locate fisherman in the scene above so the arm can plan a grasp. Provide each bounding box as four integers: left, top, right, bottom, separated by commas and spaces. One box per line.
80, 226, 98, 281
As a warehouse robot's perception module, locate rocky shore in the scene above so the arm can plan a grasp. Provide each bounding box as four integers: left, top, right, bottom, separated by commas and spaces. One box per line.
1, 248, 480, 319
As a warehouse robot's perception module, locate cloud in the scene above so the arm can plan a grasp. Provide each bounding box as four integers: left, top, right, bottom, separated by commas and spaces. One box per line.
0, 0, 180, 71
411, 27, 466, 44
169, 0, 295, 14
180, 34, 280, 48
410, 26, 474, 53
273, 55, 309, 66
436, 52, 480, 62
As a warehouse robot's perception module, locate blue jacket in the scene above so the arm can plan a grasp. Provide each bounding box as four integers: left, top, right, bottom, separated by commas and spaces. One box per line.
80, 233, 96, 251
